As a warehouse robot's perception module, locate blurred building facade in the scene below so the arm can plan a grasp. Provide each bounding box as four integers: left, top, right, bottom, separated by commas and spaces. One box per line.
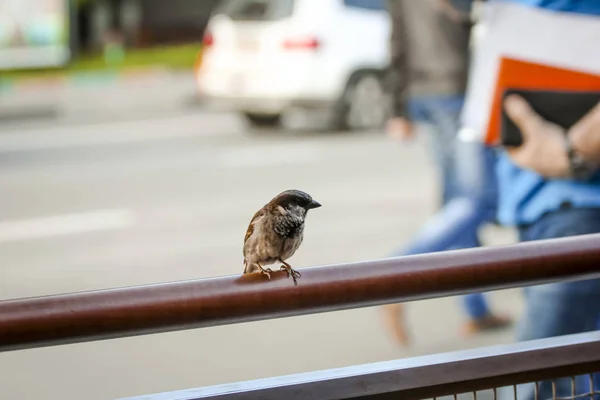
75, 0, 220, 51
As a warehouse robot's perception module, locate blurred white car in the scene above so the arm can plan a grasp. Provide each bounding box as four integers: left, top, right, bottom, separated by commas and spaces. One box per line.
195, 0, 391, 130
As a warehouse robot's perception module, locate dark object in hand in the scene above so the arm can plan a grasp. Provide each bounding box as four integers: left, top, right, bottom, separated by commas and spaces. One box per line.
501, 89, 600, 147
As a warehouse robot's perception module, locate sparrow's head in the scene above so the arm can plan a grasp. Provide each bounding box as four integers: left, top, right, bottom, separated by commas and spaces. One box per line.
271, 190, 322, 214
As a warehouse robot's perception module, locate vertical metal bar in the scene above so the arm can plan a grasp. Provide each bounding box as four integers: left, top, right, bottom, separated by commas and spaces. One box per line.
572, 376, 577, 399
514, 384, 519, 400
589, 374, 595, 400
552, 380, 557, 400
474, 391, 478, 400
535, 381, 540, 400
494, 387, 498, 400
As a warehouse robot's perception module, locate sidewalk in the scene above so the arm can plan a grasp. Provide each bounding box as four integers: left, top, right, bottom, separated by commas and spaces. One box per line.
0, 69, 202, 125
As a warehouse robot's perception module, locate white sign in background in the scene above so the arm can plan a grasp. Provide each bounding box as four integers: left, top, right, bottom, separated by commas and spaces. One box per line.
460, 1, 600, 141
0, 0, 70, 69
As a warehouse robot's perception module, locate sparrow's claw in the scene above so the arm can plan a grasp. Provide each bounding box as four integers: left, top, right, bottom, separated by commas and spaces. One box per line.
290, 269, 301, 286
258, 266, 273, 280
280, 266, 302, 279
280, 265, 301, 286
279, 265, 289, 276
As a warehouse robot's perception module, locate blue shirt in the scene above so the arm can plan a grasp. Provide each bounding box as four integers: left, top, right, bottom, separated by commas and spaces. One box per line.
492, 0, 600, 226
498, 0, 600, 15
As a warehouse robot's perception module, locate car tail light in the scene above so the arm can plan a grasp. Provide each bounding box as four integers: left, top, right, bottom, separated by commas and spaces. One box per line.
202, 31, 214, 48
282, 36, 320, 50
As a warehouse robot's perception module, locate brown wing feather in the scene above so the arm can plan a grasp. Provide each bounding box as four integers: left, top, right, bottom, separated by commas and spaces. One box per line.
244, 208, 263, 245
243, 202, 276, 275
242, 207, 267, 274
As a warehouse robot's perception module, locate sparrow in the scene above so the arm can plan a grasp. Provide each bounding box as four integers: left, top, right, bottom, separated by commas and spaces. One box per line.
243, 190, 322, 285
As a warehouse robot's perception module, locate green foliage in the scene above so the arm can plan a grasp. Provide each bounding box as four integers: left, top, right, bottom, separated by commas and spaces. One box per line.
2, 43, 202, 81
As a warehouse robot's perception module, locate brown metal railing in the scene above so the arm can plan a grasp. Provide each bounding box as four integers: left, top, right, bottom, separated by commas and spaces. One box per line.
1, 233, 600, 400
2, 233, 600, 352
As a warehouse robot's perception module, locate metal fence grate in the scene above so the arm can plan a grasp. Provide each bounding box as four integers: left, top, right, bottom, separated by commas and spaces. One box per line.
119, 331, 600, 400
440, 373, 600, 400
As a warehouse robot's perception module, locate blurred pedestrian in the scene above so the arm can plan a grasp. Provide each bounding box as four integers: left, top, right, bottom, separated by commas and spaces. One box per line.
462, 1, 600, 399
499, 94, 600, 400
381, 0, 511, 346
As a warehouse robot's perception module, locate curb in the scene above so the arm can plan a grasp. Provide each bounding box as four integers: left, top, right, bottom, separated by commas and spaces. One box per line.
0, 106, 60, 122
0, 94, 209, 126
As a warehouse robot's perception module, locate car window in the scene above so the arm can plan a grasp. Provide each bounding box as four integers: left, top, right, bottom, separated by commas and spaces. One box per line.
343, 0, 385, 11
217, 0, 295, 21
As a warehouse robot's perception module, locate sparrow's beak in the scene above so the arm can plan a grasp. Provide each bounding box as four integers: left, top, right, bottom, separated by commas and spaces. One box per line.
308, 200, 322, 209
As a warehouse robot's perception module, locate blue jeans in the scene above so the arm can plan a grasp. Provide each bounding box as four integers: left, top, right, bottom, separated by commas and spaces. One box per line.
409, 95, 464, 205
408, 96, 498, 212
396, 95, 498, 319
513, 208, 600, 400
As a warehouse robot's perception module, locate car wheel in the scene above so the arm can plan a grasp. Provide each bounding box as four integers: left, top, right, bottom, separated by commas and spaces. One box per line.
243, 113, 281, 128
336, 73, 389, 131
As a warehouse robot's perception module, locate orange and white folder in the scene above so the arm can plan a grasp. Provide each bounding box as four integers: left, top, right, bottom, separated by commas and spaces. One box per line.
460, 1, 600, 145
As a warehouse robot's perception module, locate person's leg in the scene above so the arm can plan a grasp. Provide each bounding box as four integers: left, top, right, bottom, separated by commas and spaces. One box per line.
454, 134, 500, 219
395, 197, 484, 256
514, 208, 600, 400
383, 97, 508, 346
575, 372, 600, 400
461, 293, 489, 320
381, 98, 431, 347
381, 303, 409, 346
383, 201, 509, 344
422, 95, 508, 328
455, 140, 508, 332
514, 280, 600, 400
421, 96, 462, 206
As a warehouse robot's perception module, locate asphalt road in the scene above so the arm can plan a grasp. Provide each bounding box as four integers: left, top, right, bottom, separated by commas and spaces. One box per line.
0, 110, 521, 400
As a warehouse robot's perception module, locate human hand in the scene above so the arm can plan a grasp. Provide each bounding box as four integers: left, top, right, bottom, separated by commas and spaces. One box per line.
502, 94, 570, 178
386, 117, 415, 142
